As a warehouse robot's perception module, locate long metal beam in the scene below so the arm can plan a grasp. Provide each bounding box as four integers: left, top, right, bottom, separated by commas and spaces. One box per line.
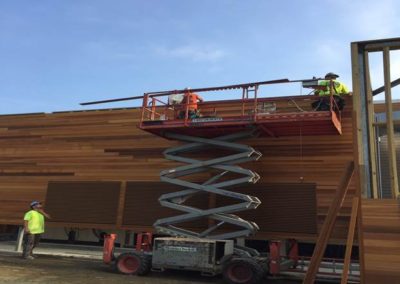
80, 77, 324, 106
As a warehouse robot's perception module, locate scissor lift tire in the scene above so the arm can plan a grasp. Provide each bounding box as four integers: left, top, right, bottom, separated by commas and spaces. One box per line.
115, 252, 151, 276
222, 257, 265, 284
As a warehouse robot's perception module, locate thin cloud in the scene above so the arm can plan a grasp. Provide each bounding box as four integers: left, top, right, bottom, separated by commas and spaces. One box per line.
335, 0, 400, 39
313, 40, 352, 86
81, 41, 139, 61
155, 45, 228, 62
314, 41, 347, 68
309, 0, 400, 90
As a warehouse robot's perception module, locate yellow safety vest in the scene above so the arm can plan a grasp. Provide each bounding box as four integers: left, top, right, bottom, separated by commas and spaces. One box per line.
316, 80, 349, 96
24, 210, 45, 234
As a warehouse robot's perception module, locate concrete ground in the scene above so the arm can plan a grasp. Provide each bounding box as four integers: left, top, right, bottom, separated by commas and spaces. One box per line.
0, 252, 305, 284
0, 241, 315, 284
0, 251, 222, 284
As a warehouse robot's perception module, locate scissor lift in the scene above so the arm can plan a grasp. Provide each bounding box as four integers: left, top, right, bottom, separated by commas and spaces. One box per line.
94, 79, 346, 283
155, 130, 262, 240
138, 79, 342, 238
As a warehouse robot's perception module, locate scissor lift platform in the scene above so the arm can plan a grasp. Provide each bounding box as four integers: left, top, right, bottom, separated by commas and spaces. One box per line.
137, 92, 344, 240
139, 96, 342, 138
140, 110, 341, 138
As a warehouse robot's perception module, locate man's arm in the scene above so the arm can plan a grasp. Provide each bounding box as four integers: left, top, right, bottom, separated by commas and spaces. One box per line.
24, 220, 30, 234
37, 209, 51, 219
314, 81, 329, 95
341, 83, 350, 95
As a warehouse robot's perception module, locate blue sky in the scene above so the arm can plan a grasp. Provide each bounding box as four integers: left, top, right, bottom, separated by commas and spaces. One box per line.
0, 0, 399, 114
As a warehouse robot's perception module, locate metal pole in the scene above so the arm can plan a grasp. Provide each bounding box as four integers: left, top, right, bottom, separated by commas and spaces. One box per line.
364, 52, 379, 199
351, 43, 372, 198
15, 226, 24, 252
383, 47, 399, 198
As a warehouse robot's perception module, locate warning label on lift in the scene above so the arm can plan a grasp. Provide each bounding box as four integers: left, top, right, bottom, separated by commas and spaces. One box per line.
191, 117, 223, 123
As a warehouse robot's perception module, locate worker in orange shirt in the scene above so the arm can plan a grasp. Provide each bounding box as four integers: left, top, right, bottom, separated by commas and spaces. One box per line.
178, 88, 204, 119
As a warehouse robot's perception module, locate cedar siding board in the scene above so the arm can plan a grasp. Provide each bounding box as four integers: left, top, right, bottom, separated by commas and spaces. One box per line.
361, 199, 400, 284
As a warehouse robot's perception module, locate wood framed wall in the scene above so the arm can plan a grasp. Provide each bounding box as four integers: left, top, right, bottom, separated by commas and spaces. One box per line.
351, 37, 400, 284
352, 37, 400, 199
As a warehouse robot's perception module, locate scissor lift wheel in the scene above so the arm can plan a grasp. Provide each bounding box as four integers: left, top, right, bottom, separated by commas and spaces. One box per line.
222, 257, 266, 284
115, 252, 151, 275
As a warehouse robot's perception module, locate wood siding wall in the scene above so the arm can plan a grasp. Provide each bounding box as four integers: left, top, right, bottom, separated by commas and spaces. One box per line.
0, 97, 355, 242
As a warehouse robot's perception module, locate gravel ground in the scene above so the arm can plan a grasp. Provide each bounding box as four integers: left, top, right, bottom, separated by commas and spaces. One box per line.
0, 252, 303, 284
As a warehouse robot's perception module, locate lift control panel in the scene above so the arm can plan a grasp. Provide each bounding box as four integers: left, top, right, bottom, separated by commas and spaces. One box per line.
152, 237, 234, 275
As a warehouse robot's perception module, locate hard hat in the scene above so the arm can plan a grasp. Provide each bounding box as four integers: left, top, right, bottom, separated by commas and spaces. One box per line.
325, 72, 339, 79
30, 200, 41, 207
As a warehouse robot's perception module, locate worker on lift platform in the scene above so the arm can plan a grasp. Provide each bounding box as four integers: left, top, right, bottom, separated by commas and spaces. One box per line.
178, 88, 204, 119
312, 72, 350, 111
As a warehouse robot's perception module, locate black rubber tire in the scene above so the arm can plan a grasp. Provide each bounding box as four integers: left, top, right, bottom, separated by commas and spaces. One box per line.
141, 254, 152, 275
115, 252, 151, 276
255, 257, 269, 279
222, 257, 265, 284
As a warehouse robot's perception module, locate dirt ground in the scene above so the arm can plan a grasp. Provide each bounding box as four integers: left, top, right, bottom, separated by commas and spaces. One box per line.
0, 252, 304, 284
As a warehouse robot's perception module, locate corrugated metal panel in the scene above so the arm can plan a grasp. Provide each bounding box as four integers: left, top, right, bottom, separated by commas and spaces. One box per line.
45, 181, 120, 224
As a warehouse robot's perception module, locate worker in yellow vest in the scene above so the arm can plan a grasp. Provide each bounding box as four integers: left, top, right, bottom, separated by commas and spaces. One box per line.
315, 72, 350, 96
312, 72, 350, 111
22, 201, 51, 259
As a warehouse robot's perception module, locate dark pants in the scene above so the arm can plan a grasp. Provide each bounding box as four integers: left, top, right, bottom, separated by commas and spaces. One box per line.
312, 95, 345, 111
22, 233, 41, 258
178, 110, 199, 119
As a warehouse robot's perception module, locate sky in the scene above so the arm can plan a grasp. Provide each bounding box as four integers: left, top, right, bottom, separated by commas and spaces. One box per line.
0, 0, 399, 114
